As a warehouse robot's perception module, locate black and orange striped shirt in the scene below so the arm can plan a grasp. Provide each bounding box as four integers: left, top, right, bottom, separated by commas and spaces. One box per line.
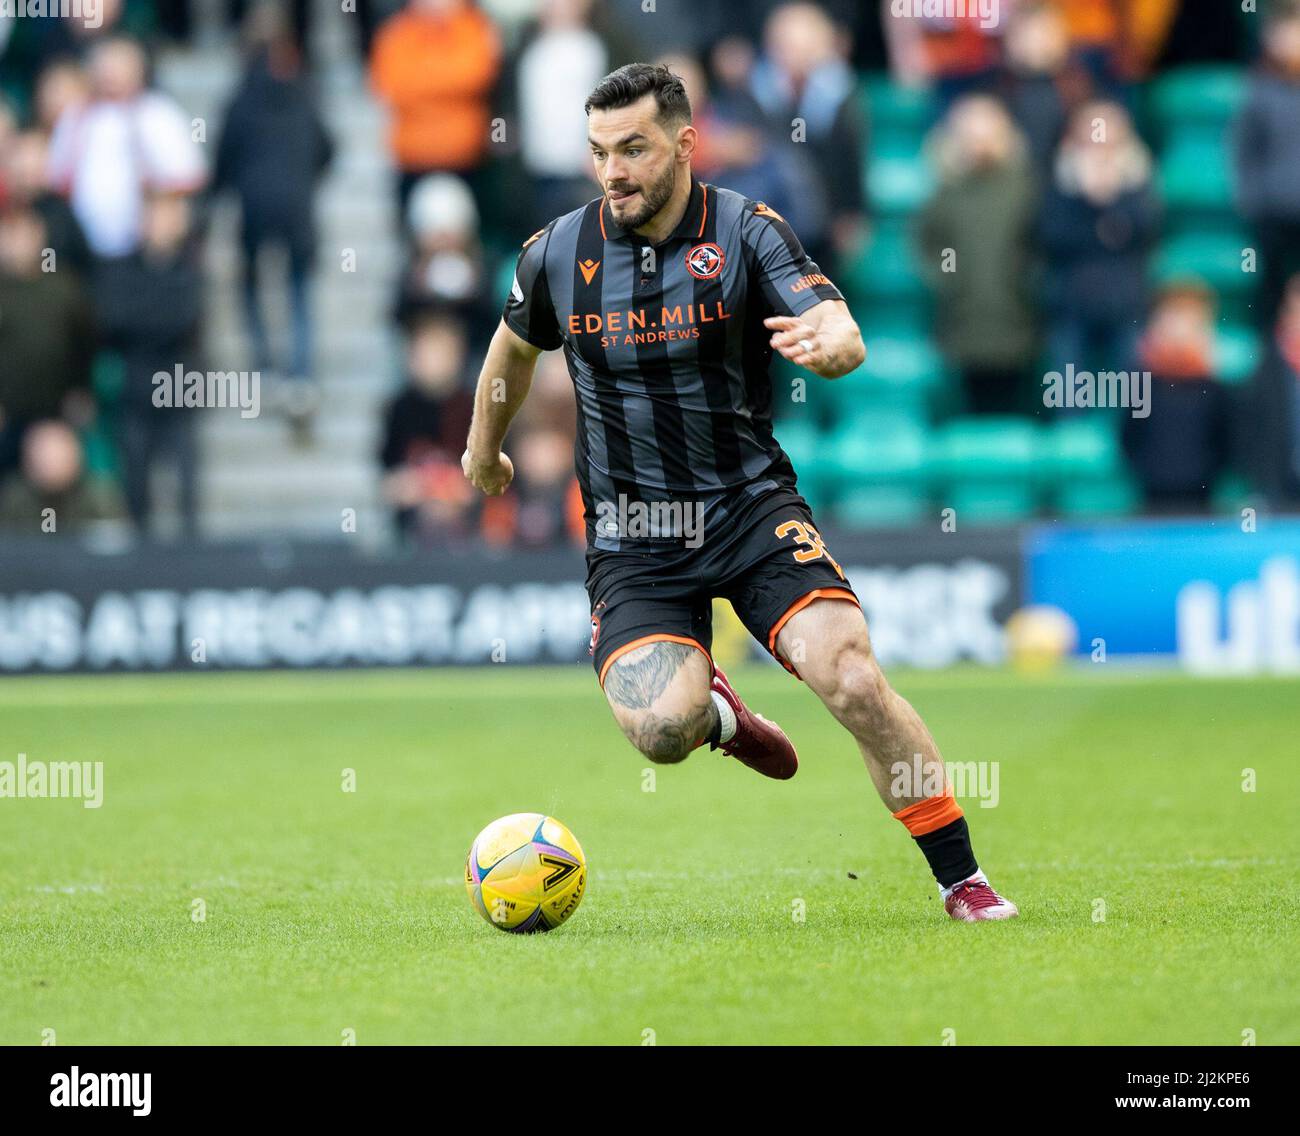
503, 178, 843, 551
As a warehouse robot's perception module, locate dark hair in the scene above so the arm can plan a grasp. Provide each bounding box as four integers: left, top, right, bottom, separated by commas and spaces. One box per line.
584, 63, 691, 128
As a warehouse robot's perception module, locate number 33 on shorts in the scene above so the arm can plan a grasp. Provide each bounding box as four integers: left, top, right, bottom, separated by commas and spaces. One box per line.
774, 519, 845, 580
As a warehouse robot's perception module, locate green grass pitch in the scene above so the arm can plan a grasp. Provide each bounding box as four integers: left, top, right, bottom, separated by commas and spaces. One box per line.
1, 666, 1296, 1045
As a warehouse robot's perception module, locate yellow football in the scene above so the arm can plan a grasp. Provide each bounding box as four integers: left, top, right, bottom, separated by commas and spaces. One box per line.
465, 813, 586, 932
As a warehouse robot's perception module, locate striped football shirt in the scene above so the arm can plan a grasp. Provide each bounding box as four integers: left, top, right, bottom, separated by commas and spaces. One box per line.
502, 177, 843, 550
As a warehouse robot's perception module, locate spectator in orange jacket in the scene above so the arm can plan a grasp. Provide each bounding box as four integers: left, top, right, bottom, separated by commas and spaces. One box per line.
369, 0, 501, 218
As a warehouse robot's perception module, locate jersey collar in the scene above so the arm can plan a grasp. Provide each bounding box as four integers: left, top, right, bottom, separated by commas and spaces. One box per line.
599, 177, 709, 244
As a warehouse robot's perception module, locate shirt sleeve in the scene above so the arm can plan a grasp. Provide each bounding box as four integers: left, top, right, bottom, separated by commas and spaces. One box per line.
502, 226, 563, 350
139, 94, 208, 190
741, 201, 843, 318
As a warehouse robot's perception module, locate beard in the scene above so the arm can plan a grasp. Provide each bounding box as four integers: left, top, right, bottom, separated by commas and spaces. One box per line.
607, 162, 677, 231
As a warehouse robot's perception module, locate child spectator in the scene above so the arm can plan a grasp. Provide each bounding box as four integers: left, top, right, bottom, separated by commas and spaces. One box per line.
379, 307, 476, 544
495, 427, 582, 548
1122, 282, 1229, 515
396, 173, 495, 356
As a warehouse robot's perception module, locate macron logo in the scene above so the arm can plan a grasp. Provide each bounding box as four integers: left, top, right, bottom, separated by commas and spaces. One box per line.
50, 1068, 151, 1117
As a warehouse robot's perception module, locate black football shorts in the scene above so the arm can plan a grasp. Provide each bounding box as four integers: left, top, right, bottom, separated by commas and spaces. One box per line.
585, 485, 859, 686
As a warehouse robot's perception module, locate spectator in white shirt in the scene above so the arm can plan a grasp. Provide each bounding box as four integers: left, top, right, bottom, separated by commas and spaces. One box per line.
46, 36, 206, 259
515, 0, 607, 228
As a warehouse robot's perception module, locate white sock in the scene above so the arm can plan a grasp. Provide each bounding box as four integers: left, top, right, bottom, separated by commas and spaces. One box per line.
710, 690, 737, 744
939, 867, 986, 900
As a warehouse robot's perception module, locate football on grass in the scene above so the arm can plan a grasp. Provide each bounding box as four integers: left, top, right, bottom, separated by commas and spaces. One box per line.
465, 813, 586, 933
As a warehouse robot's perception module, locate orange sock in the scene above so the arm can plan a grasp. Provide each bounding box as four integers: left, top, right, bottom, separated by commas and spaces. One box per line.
892, 790, 964, 837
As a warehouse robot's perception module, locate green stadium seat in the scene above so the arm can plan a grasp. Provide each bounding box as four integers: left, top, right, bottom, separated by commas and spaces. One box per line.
867, 142, 934, 216
1040, 418, 1123, 484
775, 356, 839, 429
947, 483, 1038, 524
931, 416, 1039, 479
493, 257, 516, 305
864, 76, 938, 135
1212, 471, 1252, 512
1054, 476, 1140, 518
1214, 324, 1261, 385
931, 416, 1041, 523
1154, 229, 1253, 296
840, 219, 927, 303
825, 332, 948, 416
1160, 119, 1232, 151
81, 424, 120, 478
1160, 133, 1235, 213
855, 306, 932, 344
85, 352, 125, 477
831, 411, 928, 485
860, 75, 936, 220
832, 485, 931, 528
1148, 67, 1246, 132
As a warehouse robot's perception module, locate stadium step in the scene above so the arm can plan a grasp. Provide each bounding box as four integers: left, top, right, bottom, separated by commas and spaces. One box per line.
201, 408, 380, 450
163, 5, 403, 542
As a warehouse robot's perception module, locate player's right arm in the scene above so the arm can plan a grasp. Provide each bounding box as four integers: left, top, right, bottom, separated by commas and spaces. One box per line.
462, 225, 563, 497
462, 321, 542, 495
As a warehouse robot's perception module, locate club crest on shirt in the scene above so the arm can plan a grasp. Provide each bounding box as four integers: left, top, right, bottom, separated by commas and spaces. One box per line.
685, 242, 725, 279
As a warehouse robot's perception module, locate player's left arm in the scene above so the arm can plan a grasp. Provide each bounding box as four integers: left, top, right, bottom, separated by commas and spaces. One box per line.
764, 299, 865, 380
743, 201, 865, 380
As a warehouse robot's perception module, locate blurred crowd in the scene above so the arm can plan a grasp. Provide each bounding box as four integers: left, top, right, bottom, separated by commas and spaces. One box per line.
1, 0, 1300, 544
913, 0, 1300, 514
1, 1, 329, 537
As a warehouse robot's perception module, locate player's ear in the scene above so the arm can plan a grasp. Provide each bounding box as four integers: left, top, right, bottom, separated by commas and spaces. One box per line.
676, 123, 698, 164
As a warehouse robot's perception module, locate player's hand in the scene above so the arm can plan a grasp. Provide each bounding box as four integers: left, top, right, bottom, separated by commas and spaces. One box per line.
462, 448, 514, 496
764, 316, 823, 371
